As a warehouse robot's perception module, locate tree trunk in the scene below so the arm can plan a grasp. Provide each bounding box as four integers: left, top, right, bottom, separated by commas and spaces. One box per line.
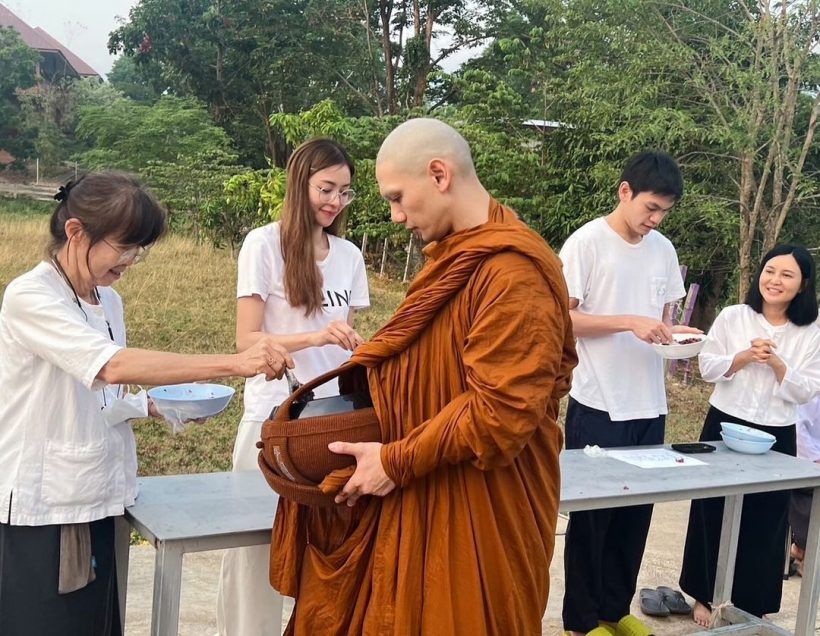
361, 0, 385, 116
737, 151, 757, 301
378, 0, 398, 115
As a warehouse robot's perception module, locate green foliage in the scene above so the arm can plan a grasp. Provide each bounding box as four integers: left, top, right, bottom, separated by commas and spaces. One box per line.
75, 96, 233, 172
106, 55, 160, 103
17, 77, 122, 173
108, 0, 379, 165
0, 26, 40, 162
143, 148, 244, 238
202, 170, 269, 255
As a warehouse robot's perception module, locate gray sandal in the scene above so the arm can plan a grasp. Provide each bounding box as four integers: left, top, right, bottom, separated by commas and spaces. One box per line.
639, 588, 670, 617
656, 586, 692, 615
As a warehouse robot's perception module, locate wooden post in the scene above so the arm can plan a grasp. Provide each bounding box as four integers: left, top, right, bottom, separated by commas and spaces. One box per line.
361, 232, 368, 255
402, 236, 413, 283
380, 237, 389, 276
36, 158, 39, 184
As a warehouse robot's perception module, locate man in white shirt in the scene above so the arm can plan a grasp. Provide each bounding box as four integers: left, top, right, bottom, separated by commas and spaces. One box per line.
559, 151, 699, 635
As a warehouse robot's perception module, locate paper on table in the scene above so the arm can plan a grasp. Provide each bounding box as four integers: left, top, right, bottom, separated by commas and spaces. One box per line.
607, 448, 706, 469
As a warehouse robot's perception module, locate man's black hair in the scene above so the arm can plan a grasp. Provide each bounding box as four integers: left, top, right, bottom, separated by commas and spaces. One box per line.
620, 151, 684, 201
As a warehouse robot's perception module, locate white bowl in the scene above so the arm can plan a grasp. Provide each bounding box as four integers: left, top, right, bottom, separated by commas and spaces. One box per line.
147, 383, 235, 420
652, 333, 706, 360
720, 422, 776, 444
720, 431, 774, 455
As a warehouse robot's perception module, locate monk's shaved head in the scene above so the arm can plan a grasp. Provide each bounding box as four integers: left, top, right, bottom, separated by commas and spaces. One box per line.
377, 118, 475, 177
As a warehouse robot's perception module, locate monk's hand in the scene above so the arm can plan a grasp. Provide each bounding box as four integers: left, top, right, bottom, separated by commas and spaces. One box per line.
328, 441, 396, 506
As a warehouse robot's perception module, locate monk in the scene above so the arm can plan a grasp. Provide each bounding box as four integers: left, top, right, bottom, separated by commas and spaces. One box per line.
269, 118, 577, 634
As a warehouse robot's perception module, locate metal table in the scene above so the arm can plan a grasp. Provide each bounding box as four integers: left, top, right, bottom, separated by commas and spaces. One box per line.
115, 471, 280, 636
117, 443, 820, 635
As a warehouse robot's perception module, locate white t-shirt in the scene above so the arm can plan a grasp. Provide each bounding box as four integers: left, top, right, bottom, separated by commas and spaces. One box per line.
699, 304, 820, 427
0, 261, 139, 525
559, 217, 686, 421
237, 223, 370, 421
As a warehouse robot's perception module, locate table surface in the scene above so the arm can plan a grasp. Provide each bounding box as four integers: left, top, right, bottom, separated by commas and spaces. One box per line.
125, 443, 820, 543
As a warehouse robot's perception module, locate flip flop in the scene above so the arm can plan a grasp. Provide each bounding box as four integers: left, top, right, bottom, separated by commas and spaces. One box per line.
639, 588, 669, 617
656, 586, 692, 615
614, 614, 656, 636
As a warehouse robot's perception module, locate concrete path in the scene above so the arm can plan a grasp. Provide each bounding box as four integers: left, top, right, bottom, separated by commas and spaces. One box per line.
123, 501, 812, 635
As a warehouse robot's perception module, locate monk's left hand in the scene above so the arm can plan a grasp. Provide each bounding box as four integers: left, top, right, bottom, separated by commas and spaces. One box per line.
328, 441, 396, 506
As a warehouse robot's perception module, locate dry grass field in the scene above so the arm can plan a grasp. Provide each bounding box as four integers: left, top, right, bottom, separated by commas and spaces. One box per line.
0, 200, 711, 477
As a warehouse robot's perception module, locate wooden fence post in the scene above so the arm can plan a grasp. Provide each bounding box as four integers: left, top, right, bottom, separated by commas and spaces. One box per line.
402, 236, 414, 283
380, 237, 389, 276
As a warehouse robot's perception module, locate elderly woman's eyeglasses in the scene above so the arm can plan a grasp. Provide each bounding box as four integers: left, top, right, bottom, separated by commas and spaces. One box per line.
102, 239, 149, 265
311, 184, 356, 207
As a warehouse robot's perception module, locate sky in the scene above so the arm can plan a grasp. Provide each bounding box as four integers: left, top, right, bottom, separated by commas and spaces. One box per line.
7, 0, 139, 78
10, 0, 479, 80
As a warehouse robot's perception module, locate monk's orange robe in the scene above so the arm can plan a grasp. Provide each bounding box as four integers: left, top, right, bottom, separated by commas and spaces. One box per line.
270, 199, 577, 635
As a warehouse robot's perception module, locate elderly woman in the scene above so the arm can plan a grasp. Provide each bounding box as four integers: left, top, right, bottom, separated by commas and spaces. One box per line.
0, 172, 293, 636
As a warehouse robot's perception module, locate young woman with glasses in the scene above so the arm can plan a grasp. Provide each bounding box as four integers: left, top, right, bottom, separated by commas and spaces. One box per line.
216, 138, 370, 635
0, 171, 292, 636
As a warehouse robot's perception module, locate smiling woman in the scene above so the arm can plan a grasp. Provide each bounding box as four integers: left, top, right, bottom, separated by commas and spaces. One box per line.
217, 139, 371, 635
679, 244, 820, 628
0, 171, 293, 636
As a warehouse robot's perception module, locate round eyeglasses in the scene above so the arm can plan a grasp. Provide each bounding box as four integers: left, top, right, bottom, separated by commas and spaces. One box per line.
311, 184, 356, 206
101, 239, 149, 265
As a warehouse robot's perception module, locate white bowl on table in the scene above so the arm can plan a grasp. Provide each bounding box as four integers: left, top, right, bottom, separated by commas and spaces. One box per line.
651, 333, 706, 360
720, 431, 775, 455
147, 383, 235, 420
720, 422, 776, 444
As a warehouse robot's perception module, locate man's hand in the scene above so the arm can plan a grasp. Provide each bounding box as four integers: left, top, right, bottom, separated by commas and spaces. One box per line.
630, 316, 674, 344
328, 441, 396, 506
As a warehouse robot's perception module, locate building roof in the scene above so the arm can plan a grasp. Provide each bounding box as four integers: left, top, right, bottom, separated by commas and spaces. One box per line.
0, 3, 100, 78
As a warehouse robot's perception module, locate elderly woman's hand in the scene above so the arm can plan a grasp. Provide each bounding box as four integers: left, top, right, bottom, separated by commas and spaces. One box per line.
237, 339, 294, 380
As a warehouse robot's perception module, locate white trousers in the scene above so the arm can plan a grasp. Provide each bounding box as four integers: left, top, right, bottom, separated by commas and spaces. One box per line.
216, 417, 284, 636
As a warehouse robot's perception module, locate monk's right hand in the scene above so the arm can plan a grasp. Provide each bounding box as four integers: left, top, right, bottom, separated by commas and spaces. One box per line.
236, 339, 294, 380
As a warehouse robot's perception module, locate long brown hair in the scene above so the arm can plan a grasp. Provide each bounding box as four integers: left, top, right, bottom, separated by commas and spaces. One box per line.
280, 138, 355, 315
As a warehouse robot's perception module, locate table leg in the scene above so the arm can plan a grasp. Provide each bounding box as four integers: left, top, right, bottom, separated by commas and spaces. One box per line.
151, 542, 184, 636
794, 486, 820, 635
114, 517, 131, 627
713, 493, 743, 610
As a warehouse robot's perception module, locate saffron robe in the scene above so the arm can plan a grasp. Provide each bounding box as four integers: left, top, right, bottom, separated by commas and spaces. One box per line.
270, 199, 577, 635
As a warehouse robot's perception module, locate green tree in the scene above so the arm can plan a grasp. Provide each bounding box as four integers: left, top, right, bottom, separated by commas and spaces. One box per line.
0, 26, 40, 162
107, 55, 161, 103
18, 77, 121, 173
108, 0, 378, 166
456, 0, 819, 314
74, 95, 234, 172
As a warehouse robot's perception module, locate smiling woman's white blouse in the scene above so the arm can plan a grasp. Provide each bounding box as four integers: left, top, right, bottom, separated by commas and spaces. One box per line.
699, 304, 820, 427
